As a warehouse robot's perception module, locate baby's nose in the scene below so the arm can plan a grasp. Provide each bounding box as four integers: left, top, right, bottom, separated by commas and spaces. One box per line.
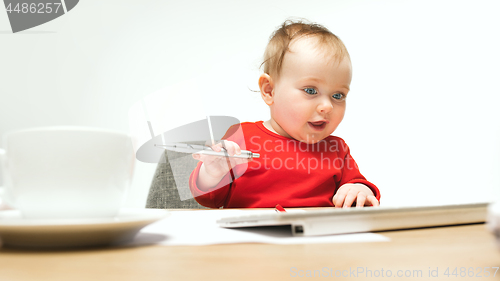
317, 99, 333, 113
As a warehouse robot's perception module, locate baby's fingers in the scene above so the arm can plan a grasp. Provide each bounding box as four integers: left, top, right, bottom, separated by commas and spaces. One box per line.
333, 188, 351, 208
332, 192, 346, 208
367, 195, 380, 207
356, 192, 367, 208
192, 153, 220, 166
343, 191, 358, 208
209, 141, 224, 152
220, 141, 241, 157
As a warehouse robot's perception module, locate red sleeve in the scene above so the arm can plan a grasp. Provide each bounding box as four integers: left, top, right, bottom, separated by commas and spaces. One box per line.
188, 161, 233, 208
337, 140, 381, 202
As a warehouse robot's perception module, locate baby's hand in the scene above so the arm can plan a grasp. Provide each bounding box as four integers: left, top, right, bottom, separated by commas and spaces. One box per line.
332, 183, 379, 208
192, 140, 252, 191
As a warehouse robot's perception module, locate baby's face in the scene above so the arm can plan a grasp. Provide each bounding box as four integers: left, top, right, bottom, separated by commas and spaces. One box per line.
269, 37, 352, 144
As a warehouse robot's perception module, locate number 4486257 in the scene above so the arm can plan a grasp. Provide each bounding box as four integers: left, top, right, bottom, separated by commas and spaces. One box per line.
444, 267, 498, 278
5, 3, 62, 14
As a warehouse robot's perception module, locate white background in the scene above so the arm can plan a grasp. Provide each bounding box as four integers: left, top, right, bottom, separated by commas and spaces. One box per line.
1, 0, 499, 207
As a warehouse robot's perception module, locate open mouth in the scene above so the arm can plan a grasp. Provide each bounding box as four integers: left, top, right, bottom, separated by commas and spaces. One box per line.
308, 121, 327, 130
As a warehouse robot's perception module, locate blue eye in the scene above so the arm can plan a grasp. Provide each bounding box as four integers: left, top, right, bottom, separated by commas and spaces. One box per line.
304, 88, 317, 95
332, 93, 344, 100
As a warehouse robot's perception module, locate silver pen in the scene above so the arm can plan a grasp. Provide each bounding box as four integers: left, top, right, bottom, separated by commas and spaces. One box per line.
154, 142, 260, 159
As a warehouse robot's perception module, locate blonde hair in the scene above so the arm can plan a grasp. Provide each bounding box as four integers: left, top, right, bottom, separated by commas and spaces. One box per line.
261, 19, 350, 80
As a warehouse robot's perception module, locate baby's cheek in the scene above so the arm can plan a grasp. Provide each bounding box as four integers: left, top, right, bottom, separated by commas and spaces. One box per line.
277, 107, 300, 125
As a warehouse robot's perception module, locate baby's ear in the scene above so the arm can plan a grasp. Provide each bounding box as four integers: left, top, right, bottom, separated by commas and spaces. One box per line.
259, 73, 274, 105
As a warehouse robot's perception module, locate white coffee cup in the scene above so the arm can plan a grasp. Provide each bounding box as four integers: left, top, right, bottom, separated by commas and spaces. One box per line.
0, 127, 135, 219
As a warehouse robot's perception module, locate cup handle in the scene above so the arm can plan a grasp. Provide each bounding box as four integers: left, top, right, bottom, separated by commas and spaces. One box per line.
0, 148, 13, 210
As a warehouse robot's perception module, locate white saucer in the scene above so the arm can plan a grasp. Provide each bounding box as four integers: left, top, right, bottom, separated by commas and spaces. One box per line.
0, 208, 169, 249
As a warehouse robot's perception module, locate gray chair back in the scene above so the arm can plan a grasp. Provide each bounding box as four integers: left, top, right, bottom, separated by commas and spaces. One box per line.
146, 150, 208, 209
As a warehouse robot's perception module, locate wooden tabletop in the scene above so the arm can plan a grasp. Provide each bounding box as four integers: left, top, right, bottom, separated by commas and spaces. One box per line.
0, 223, 499, 281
